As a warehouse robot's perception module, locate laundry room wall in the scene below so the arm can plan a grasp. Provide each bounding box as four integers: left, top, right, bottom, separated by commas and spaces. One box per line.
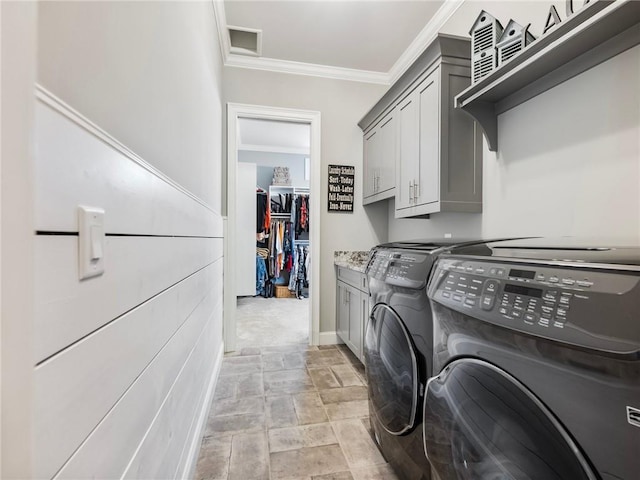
239, 150, 310, 189
1, 2, 37, 477
34, 2, 224, 479
451, 0, 640, 240
387, 0, 640, 242
224, 69, 389, 338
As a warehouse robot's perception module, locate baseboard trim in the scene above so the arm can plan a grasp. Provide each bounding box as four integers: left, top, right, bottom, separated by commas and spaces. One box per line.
179, 342, 224, 480
318, 331, 342, 346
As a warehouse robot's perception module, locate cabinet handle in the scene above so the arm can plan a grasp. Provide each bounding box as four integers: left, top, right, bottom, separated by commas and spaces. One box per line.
409, 180, 414, 203
414, 181, 419, 201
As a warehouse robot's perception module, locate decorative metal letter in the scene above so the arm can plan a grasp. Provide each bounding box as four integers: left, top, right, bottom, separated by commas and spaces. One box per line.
566, 0, 590, 16
543, 5, 562, 34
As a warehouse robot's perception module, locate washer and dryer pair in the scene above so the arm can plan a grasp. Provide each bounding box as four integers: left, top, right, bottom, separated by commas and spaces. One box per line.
364, 238, 640, 480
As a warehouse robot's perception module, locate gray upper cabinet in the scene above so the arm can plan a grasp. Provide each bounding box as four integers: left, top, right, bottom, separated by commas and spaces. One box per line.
363, 109, 396, 204
359, 34, 482, 217
396, 63, 481, 218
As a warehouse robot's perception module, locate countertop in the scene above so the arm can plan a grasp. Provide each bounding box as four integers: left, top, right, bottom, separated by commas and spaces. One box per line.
334, 250, 370, 273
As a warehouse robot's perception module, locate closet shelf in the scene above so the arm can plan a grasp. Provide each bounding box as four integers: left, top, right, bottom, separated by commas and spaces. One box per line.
455, 0, 640, 151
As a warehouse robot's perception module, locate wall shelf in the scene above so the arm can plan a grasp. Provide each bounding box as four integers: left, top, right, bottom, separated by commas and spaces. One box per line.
455, 0, 640, 152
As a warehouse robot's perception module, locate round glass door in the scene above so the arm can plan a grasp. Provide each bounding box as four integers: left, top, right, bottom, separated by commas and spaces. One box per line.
364, 304, 418, 435
423, 359, 598, 480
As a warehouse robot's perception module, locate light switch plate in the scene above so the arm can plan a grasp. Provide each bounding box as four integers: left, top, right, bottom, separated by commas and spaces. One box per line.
78, 206, 105, 280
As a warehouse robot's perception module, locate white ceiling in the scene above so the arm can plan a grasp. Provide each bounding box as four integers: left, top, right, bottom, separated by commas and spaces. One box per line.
238, 118, 311, 154
218, 0, 454, 83
224, 0, 445, 73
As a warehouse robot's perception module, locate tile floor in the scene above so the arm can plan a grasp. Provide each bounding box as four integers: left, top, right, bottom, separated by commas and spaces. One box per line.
194, 343, 399, 480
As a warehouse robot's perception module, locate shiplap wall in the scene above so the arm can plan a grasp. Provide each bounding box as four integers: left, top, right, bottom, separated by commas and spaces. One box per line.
32, 2, 225, 478
33, 89, 224, 479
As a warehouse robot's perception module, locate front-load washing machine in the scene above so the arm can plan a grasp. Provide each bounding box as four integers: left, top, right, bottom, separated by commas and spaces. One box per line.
424, 238, 640, 480
364, 239, 516, 480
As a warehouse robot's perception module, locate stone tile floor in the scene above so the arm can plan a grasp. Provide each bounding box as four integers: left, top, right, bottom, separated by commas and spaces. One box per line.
194, 343, 399, 480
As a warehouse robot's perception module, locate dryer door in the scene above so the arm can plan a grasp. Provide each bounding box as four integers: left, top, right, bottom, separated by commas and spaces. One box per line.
423, 358, 598, 480
364, 303, 419, 435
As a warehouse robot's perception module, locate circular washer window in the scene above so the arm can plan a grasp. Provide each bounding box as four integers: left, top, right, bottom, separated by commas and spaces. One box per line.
364, 304, 419, 435
423, 359, 598, 480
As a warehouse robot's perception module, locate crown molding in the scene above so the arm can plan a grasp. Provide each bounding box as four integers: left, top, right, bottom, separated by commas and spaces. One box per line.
225, 53, 390, 84
212, 0, 465, 86
388, 0, 466, 85
212, 0, 230, 63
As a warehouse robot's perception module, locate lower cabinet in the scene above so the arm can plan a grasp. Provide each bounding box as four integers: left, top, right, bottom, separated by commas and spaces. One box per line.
336, 266, 370, 363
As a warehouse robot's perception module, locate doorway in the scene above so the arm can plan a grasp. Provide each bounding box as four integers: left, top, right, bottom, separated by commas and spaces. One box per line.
225, 104, 321, 352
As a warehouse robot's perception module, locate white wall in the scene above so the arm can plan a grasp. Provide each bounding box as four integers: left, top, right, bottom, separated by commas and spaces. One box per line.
223, 69, 389, 334
38, 0, 221, 210
483, 45, 640, 238
387, 201, 483, 242
1, 2, 37, 477
32, 2, 225, 479
386, 0, 640, 243
239, 150, 310, 189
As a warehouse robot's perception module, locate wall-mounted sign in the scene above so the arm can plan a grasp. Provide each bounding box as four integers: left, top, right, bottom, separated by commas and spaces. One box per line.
328, 164, 354, 213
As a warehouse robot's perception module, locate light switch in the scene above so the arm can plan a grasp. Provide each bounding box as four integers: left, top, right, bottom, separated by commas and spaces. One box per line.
79, 206, 105, 280
90, 225, 103, 259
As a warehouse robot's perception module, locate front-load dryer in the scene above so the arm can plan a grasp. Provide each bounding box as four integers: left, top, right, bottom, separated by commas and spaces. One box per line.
423, 238, 640, 480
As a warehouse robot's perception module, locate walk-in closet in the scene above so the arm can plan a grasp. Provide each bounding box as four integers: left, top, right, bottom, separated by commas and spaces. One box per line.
234, 118, 312, 349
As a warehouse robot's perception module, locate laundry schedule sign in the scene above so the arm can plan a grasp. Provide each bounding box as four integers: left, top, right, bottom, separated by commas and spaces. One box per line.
328, 164, 355, 213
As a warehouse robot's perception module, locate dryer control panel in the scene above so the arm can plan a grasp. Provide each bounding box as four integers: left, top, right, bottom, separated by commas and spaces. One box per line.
428, 256, 640, 355
367, 249, 432, 290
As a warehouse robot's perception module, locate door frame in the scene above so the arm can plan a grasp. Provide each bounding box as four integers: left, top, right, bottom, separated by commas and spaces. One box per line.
225, 103, 321, 352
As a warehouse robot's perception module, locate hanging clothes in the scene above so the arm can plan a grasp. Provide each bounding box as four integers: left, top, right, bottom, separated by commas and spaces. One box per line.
294, 244, 310, 298
294, 195, 309, 237
299, 196, 308, 230
288, 246, 298, 291
256, 256, 268, 296
256, 191, 268, 233
304, 245, 311, 286
257, 190, 311, 297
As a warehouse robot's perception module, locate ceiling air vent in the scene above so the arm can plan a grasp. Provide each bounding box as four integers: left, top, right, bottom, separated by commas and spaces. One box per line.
228, 26, 262, 57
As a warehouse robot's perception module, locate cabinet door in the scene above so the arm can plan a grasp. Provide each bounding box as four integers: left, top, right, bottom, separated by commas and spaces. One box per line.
363, 129, 378, 199
417, 69, 440, 207
396, 91, 419, 211
359, 293, 370, 363
377, 111, 396, 195
347, 285, 362, 359
337, 282, 349, 343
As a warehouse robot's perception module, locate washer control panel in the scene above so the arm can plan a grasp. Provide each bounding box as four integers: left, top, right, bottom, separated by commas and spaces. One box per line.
428, 256, 640, 354
367, 249, 431, 289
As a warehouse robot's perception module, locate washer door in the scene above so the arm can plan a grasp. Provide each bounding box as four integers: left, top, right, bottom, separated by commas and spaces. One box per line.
364, 303, 419, 435
423, 359, 598, 480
